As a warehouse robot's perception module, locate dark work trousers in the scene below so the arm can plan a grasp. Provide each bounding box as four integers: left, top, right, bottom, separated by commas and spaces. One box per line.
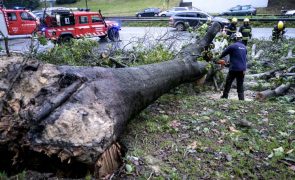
242, 40, 248, 46
221, 71, 245, 100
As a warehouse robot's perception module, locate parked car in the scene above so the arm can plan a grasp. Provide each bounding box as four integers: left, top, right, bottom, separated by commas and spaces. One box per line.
169, 11, 229, 31
32, 10, 45, 20
284, 9, 295, 16
221, 5, 256, 16
136, 8, 161, 17
159, 7, 189, 17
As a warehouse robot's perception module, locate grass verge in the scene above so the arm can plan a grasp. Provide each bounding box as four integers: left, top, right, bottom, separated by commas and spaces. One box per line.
119, 86, 295, 179
55, 0, 180, 16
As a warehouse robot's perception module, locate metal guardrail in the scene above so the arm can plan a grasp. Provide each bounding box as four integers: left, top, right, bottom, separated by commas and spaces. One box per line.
237, 18, 295, 22
106, 16, 169, 22
105, 16, 295, 22
216, 14, 291, 17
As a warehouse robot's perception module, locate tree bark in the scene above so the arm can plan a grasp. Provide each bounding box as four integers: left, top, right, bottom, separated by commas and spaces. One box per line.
253, 49, 264, 59
0, 23, 222, 177
0, 31, 10, 57
256, 83, 291, 100
245, 68, 283, 80
287, 66, 295, 73
232, 81, 272, 91
287, 48, 293, 59
251, 44, 256, 58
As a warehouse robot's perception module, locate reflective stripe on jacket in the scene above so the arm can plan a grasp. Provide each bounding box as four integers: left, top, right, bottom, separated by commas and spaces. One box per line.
239, 25, 252, 40
225, 23, 237, 36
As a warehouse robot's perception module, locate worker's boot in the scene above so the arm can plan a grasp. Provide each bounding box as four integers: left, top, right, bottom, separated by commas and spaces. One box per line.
221, 94, 228, 99
238, 93, 245, 100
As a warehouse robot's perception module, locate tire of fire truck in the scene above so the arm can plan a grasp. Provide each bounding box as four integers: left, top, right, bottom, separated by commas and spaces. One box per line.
59, 34, 73, 43
108, 28, 120, 42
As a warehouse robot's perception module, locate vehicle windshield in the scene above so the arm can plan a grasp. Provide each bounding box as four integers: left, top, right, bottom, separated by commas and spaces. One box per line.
230, 6, 240, 11
207, 14, 213, 19
28, 12, 37, 20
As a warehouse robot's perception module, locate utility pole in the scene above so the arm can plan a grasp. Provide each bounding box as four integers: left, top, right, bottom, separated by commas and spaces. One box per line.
85, 0, 88, 9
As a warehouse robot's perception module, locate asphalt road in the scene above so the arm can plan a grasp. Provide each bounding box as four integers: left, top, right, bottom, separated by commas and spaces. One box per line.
1, 27, 295, 53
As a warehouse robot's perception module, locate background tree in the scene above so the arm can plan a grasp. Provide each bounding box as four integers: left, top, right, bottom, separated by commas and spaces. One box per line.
3, 0, 40, 10
56, 0, 79, 4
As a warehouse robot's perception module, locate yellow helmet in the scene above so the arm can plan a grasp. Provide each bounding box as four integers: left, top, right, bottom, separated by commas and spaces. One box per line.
278, 21, 284, 30
244, 18, 250, 22
232, 17, 238, 23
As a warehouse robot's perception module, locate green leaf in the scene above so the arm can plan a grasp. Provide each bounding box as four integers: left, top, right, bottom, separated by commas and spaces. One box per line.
125, 164, 133, 173
273, 147, 284, 157
203, 127, 210, 133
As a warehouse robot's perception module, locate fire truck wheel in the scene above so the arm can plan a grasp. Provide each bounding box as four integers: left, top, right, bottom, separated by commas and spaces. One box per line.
60, 35, 73, 43
99, 35, 107, 39
108, 28, 120, 42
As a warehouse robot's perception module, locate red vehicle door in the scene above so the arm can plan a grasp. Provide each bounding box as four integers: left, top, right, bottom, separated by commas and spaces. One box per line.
6, 11, 21, 35
90, 14, 107, 37
19, 11, 38, 34
75, 14, 91, 38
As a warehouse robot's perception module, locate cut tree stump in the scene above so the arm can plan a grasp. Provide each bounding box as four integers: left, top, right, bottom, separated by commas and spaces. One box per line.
0, 23, 222, 178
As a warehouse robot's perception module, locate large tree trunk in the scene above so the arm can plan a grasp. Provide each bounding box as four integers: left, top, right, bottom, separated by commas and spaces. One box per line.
0, 23, 221, 177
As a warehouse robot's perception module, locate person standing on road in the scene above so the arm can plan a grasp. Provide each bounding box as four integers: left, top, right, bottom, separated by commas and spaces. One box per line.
272, 21, 286, 41
219, 32, 247, 100
239, 18, 252, 46
225, 17, 238, 37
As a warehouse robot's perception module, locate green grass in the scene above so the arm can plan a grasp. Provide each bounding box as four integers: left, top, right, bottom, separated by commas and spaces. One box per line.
113, 38, 295, 178
49, 0, 180, 16
119, 87, 295, 179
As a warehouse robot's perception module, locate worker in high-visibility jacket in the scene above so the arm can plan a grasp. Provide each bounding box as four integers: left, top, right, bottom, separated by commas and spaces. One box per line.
239, 18, 252, 46
225, 17, 238, 37
272, 21, 285, 41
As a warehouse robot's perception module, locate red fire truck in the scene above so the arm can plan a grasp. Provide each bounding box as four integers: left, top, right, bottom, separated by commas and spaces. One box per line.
40, 8, 120, 42
0, 7, 39, 39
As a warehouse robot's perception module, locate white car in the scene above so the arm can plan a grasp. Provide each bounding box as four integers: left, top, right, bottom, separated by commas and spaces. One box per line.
285, 10, 295, 16
159, 7, 190, 17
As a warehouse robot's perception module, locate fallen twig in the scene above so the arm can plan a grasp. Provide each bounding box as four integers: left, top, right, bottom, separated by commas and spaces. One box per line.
109, 57, 128, 68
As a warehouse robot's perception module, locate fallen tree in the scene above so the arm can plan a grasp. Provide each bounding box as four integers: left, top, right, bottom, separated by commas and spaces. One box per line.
0, 23, 222, 178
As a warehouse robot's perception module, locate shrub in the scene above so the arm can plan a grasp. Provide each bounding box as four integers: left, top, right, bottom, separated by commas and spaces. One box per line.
37, 38, 98, 66
4, 0, 40, 10
131, 44, 174, 66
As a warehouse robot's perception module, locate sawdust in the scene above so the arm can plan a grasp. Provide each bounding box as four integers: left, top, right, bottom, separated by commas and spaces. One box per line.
202, 89, 256, 101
